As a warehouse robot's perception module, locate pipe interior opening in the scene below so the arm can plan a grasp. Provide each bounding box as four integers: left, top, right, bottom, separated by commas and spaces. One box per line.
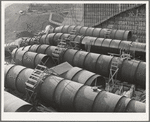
41, 56, 56, 68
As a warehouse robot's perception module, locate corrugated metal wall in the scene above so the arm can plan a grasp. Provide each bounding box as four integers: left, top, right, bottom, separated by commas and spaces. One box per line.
84, 4, 141, 27
84, 4, 119, 27
93, 4, 146, 43
62, 4, 84, 26
116, 5, 146, 43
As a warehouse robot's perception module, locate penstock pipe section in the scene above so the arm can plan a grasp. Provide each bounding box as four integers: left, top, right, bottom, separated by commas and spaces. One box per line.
20, 33, 145, 61
5, 37, 30, 53
81, 37, 146, 61
8, 32, 145, 61
4, 91, 36, 112
5, 64, 145, 112
61, 49, 146, 89
11, 48, 55, 69
60, 67, 106, 87
45, 33, 146, 61
19, 44, 146, 89
5, 36, 41, 53
52, 25, 132, 41
11, 45, 106, 87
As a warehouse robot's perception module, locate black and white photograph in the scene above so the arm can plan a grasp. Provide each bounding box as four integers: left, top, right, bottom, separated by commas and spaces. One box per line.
1, 1, 149, 121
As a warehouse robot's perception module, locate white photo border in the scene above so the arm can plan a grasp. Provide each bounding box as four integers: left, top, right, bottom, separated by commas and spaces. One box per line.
1, 1, 149, 121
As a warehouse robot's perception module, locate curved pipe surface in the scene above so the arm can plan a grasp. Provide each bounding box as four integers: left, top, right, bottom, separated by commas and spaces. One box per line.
61, 49, 146, 88
60, 67, 106, 87
12, 45, 106, 87
5, 64, 145, 112
11, 48, 55, 69
4, 91, 35, 112
53, 25, 132, 41
5, 37, 30, 53
37, 33, 145, 53
52, 33, 145, 61
16, 32, 145, 61
19, 44, 146, 88
26, 33, 145, 61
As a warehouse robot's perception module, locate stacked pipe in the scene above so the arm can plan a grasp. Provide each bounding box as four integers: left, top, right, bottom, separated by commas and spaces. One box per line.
11, 48, 55, 69
52, 25, 132, 41
5, 36, 41, 57
17, 33, 70, 47
5, 64, 145, 112
45, 33, 146, 61
81, 37, 146, 61
14, 44, 60, 57
17, 44, 146, 88
18, 33, 146, 61
19, 36, 40, 47
11, 46, 105, 87
58, 66, 106, 87
5, 24, 132, 51
5, 37, 29, 52
4, 91, 36, 112
61, 49, 146, 89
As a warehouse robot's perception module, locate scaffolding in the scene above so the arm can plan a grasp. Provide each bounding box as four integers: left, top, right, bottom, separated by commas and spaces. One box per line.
25, 58, 51, 105
25, 64, 47, 105
107, 48, 132, 92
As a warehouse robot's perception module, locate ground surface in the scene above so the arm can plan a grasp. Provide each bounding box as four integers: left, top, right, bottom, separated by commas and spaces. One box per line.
5, 4, 50, 43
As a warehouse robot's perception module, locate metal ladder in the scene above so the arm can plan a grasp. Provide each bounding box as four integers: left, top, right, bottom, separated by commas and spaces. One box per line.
58, 40, 67, 48
70, 29, 76, 35
25, 64, 47, 104
52, 40, 66, 65
68, 29, 80, 50
51, 29, 78, 65
107, 59, 119, 92
25, 56, 50, 104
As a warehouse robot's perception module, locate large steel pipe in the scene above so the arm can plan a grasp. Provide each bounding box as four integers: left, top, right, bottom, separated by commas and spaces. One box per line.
5, 65, 34, 93
5, 36, 40, 49
5, 64, 145, 112
60, 67, 105, 87
53, 79, 83, 111
35, 33, 145, 61
19, 44, 146, 88
16, 44, 57, 57
73, 85, 98, 112
5, 37, 29, 51
4, 64, 104, 93
92, 90, 122, 112
15, 33, 145, 61
5, 38, 28, 59
20, 36, 39, 47
12, 44, 106, 87
61, 49, 146, 88
83, 38, 145, 61
4, 91, 35, 112
53, 25, 132, 40
11, 48, 55, 69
